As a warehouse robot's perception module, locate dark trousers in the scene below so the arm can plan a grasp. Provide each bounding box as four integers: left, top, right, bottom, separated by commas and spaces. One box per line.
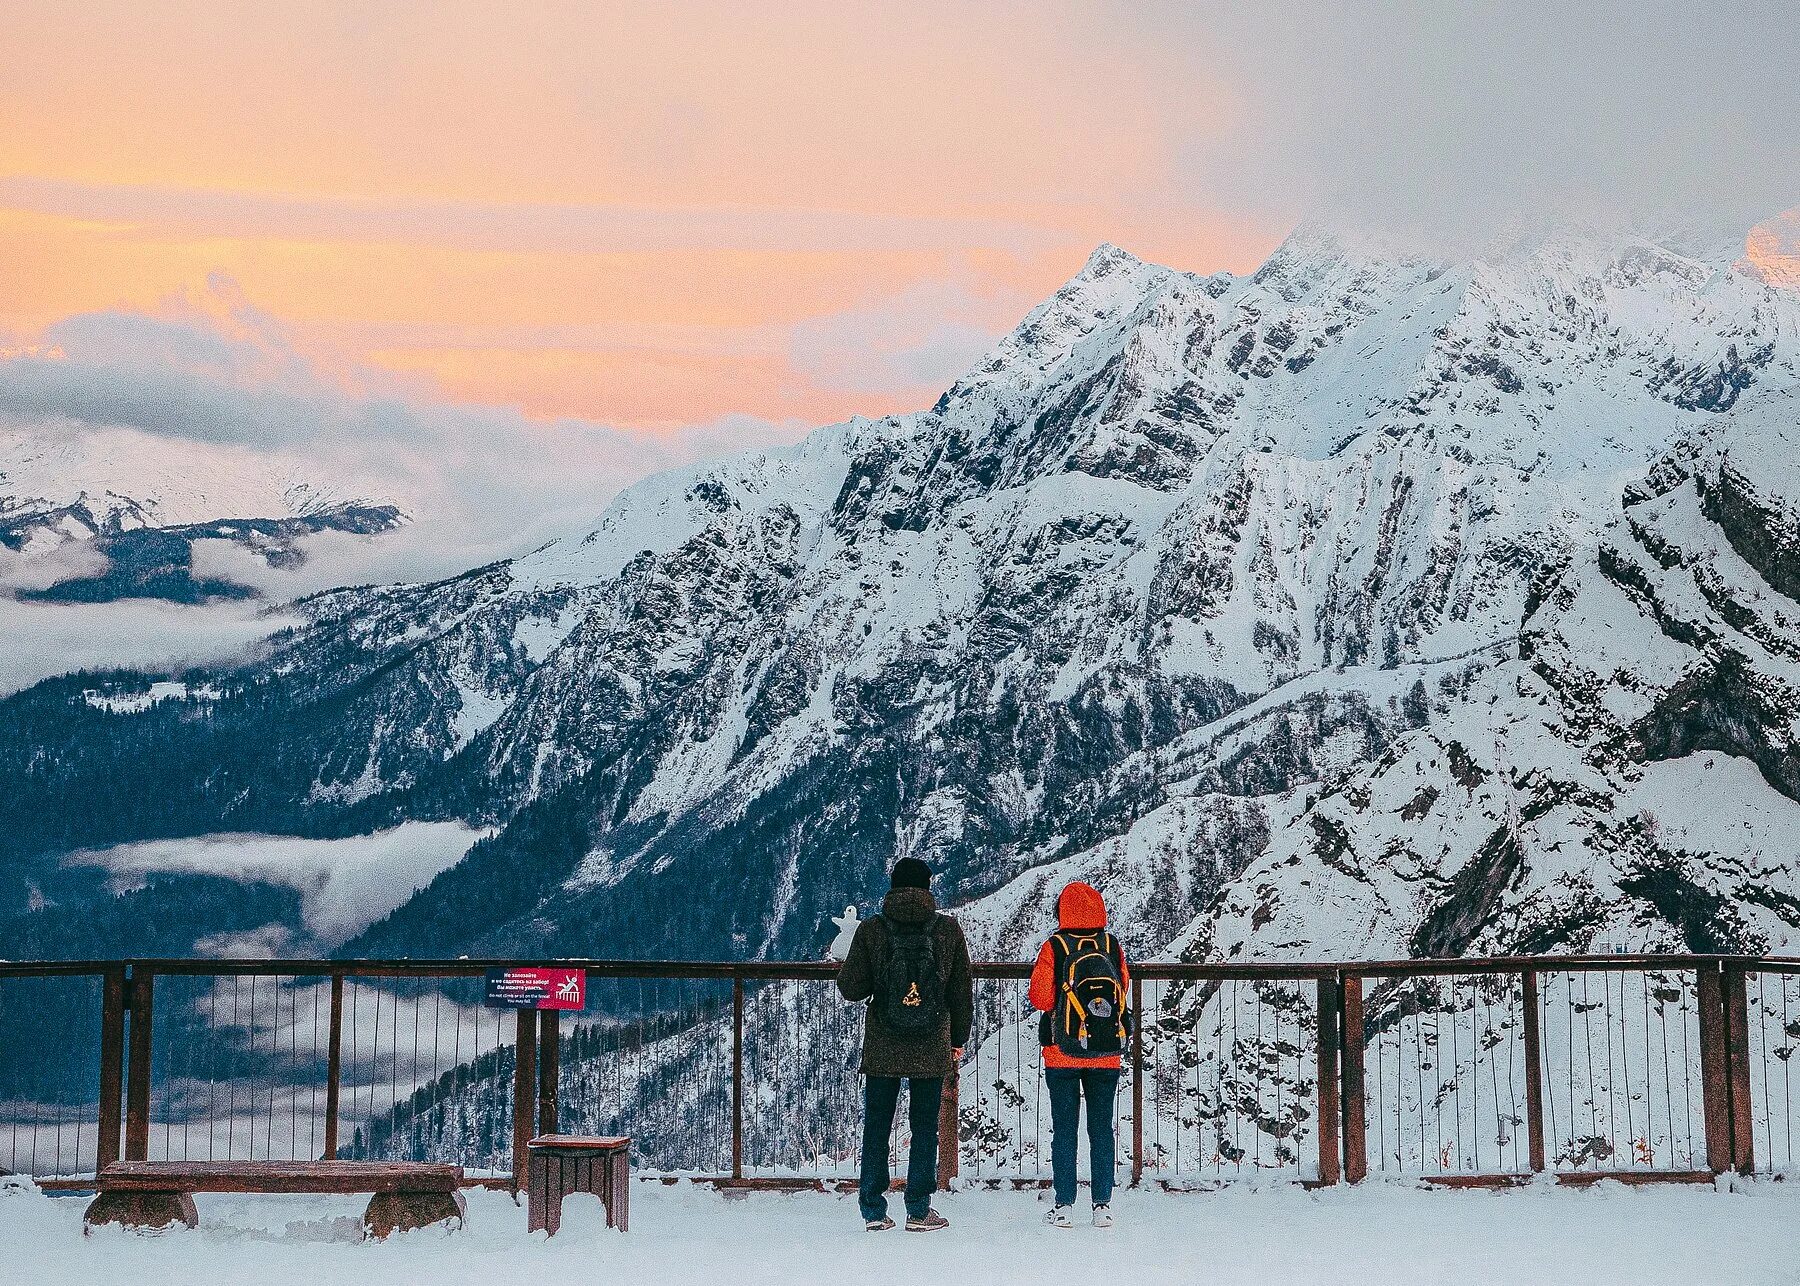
858, 1075, 942, 1221
1046, 1065, 1120, 1207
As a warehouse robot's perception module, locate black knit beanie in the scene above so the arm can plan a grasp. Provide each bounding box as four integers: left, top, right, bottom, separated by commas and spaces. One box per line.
890, 857, 932, 890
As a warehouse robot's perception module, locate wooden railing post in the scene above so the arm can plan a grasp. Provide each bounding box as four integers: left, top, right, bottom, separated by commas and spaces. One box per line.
513, 1008, 538, 1192
1521, 969, 1547, 1173
322, 972, 345, 1160
1340, 974, 1367, 1183
123, 965, 155, 1161
539, 1011, 561, 1137
1696, 962, 1732, 1174
731, 973, 745, 1181
1130, 974, 1145, 1187
95, 965, 127, 1172
1315, 972, 1342, 1185
1724, 966, 1755, 1174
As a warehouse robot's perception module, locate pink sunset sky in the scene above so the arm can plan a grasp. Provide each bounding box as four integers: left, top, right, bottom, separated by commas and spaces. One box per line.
2, 2, 1796, 440
0, 4, 1282, 434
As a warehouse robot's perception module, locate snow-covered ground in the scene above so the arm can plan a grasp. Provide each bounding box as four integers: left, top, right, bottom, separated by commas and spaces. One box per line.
5, 1175, 1799, 1286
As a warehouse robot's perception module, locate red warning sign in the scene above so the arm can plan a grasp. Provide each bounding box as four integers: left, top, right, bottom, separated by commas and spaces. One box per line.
485, 967, 587, 1011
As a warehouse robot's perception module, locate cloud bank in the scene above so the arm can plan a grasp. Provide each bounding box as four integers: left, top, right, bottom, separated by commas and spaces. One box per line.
66, 822, 490, 949
0, 599, 297, 698
0, 281, 814, 688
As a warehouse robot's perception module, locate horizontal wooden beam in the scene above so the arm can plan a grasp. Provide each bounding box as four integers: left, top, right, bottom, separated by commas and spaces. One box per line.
96, 1160, 463, 1194
3, 953, 1789, 984
1417, 1170, 1717, 1189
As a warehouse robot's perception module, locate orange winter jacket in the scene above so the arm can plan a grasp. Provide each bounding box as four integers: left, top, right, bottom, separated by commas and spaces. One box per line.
1028, 882, 1131, 1069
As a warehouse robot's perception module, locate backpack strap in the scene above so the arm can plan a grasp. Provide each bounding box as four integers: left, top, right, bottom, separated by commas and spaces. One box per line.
1053, 931, 1094, 1041
1105, 930, 1128, 1021
1048, 932, 1070, 1028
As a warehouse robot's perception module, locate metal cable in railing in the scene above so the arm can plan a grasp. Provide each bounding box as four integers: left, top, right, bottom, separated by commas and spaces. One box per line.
0, 954, 1785, 1188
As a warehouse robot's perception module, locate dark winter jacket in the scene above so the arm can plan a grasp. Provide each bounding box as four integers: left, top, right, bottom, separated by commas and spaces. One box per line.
835, 887, 974, 1078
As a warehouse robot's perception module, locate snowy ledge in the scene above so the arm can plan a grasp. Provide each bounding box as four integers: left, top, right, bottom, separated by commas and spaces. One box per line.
5, 1174, 1799, 1286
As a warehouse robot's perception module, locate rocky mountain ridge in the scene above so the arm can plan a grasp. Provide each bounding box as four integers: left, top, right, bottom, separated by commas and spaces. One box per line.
2, 222, 1798, 971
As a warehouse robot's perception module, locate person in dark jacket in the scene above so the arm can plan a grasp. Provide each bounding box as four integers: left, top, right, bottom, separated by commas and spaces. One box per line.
835, 857, 974, 1232
1029, 881, 1131, 1228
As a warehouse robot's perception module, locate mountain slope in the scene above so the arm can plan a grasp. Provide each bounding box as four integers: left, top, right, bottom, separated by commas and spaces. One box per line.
1191, 394, 1800, 963
2, 224, 1798, 967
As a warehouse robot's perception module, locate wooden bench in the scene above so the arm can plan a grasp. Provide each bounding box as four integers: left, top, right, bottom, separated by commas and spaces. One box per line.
84, 1161, 467, 1238
526, 1136, 630, 1234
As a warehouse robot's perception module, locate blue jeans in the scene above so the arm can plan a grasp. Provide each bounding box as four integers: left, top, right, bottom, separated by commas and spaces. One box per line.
1046, 1066, 1120, 1207
859, 1076, 942, 1221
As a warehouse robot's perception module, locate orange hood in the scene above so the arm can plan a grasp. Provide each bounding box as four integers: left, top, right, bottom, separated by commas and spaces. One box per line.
1056, 881, 1107, 930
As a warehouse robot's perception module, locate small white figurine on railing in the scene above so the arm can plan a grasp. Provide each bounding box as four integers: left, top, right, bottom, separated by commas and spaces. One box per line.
827, 905, 860, 961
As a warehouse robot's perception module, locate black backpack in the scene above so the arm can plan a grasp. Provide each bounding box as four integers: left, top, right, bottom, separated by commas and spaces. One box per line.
1041, 929, 1129, 1058
876, 913, 944, 1037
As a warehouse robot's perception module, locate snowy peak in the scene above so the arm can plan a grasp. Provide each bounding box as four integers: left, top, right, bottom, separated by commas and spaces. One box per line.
917, 220, 1800, 498
1078, 240, 1150, 278
934, 240, 1193, 422
1745, 211, 1800, 290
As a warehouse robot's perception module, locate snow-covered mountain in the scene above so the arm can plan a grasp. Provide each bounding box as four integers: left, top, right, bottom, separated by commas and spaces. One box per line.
1192, 393, 1800, 963
2, 223, 1798, 973
0, 424, 402, 601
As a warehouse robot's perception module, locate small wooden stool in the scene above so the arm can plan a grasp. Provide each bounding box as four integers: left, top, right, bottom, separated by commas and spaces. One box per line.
526, 1135, 631, 1234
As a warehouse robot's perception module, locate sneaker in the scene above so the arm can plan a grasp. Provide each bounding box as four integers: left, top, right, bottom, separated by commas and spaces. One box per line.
905, 1209, 949, 1232
1045, 1204, 1074, 1228
865, 1216, 895, 1231
1092, 1204, 1114, 1228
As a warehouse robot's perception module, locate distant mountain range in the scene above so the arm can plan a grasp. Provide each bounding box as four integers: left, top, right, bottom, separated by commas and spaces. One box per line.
2, 221, 1798, 972
0, 424, 402, 602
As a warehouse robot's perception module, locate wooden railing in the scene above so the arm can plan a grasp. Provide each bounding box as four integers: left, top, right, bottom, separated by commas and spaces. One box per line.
0, 955, 1789, 1189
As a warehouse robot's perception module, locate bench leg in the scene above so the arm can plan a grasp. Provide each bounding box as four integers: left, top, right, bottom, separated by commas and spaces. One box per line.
529, 1189, 561, 1236
610, 1151, 629, 1232
527, 1153, 553, 1235
364, 1189, 466, 1239
84, 1191, 198, 1234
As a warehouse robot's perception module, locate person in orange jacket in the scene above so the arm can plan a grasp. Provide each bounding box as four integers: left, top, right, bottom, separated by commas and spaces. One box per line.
1029, 880, 1130, 1228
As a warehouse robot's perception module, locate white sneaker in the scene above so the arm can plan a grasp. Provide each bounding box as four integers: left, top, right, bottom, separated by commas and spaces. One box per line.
1045, 1205, 1074, 1228
1092, 1204, 1114, 1228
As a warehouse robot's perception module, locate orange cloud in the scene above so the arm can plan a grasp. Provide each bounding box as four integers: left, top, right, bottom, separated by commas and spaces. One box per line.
368, 344, 891, 431
0, 2, 1281, 428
